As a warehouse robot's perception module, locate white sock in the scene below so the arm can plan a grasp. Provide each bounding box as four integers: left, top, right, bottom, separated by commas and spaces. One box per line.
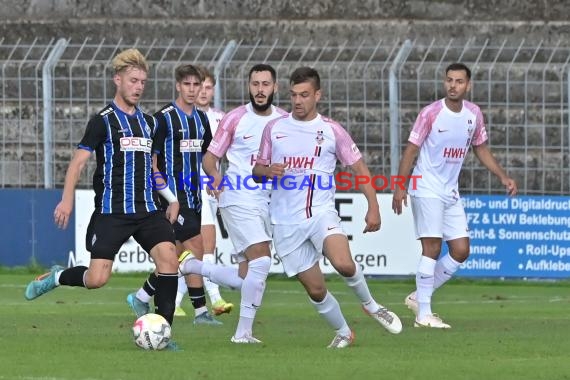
54, 270, 63, 286
201, 262, 243, 290
175, 276, 187, 307
181, 257, 242, 290
194, 306, 207, 317
235, 256, 270, 338
416, 256, 437, 320
343, 265, 379, 313
180, 257, 203, 276
309, 291, 351, 337
82, 270, 89, 288
202, 253, 223, 304
136, 288, 152, 303
434, 254, 461, 290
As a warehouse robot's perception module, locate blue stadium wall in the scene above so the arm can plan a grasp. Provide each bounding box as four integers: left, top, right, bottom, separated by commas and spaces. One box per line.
0, 189, 74, 267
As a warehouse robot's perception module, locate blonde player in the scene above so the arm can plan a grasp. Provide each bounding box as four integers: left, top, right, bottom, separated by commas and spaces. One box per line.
179, 64, 287, 343
253, 67, 402, 348
392, 63, 517, 328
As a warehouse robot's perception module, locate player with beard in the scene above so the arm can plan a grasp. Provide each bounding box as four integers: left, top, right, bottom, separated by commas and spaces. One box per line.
179, 64, 287, 343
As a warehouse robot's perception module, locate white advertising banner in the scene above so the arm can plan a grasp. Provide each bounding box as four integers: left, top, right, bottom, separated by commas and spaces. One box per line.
74, 190, 420, 275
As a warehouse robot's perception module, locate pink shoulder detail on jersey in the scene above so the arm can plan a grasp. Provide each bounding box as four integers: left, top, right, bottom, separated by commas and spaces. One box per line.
327, 117, 361, 166
256, 114, 289, 166
462, 100, 480, 114
274, 106, 289, 116
409, 100, 444, 146
208, 105, 247, 157
463, 100, 488, 146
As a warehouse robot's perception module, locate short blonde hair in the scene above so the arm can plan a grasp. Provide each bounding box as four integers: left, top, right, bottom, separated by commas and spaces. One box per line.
112, 48, 149, 74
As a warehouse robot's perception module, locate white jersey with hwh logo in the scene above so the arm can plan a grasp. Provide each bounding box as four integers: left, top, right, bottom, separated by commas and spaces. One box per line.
257, 113, 361, 224
408, 98, 488, 204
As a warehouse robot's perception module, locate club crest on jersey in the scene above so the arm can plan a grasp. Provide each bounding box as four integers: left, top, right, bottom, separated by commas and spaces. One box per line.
351, 143, 360, 153
145, 124, 152, 135
120, 137, 152, 153
180, 139, 203, 153
316, 130, 324, 145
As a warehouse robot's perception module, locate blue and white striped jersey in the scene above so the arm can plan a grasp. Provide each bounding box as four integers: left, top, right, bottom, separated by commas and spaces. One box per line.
78, 102, 160, 214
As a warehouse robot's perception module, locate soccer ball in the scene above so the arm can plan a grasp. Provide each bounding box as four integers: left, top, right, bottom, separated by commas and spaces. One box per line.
132, 313, 171, 350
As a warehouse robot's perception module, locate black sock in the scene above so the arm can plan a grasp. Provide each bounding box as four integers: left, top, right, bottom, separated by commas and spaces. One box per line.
188, 287, 207, 310
154, 273, 178, 325
58, 266, 88, 287
143, 272, 159, 297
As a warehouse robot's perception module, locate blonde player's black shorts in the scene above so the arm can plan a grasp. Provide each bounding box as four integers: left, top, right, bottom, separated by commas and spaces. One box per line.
86, 211, 175, 260
173, 207, 201, 243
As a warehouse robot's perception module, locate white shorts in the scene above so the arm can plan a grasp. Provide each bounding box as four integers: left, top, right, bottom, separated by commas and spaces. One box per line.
219, 204, 272, 257
410, 196, 469, 241
273, 210, 346, 277
200, 193, 218, 226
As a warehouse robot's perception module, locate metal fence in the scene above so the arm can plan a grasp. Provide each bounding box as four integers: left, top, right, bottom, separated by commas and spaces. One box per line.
1, 38, 569, 194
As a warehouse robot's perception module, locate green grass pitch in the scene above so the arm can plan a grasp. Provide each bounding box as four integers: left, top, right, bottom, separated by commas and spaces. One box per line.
1, 272, 569, 380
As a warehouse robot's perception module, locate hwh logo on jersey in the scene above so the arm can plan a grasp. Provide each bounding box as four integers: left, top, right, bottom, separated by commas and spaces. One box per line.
283, 156, 315, 169
442, 147, 467, 158
180, 139, 203, 153
120, 137, 152, 153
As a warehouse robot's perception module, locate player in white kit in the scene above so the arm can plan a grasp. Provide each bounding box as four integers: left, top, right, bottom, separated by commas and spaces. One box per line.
392, 63, 517, 328
172, 66, 234, 317
253, 67, 402, 348
179, 64, 287, 343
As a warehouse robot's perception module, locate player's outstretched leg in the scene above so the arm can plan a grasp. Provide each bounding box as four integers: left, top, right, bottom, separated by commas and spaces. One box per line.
25, 265, 65, 300
202, 253, 234, 316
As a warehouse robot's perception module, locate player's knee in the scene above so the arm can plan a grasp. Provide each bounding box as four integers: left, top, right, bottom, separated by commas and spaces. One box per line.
245, 242, 271, 260
307, 286, 327, 302
333, 260, 356, 278
85, 274, 109, 289
450, 248, 470, 262
153, 245, 179, 272
160, 255, 179, 273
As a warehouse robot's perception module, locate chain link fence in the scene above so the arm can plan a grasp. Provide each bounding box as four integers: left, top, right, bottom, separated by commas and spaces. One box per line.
1, 38, 569, 194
